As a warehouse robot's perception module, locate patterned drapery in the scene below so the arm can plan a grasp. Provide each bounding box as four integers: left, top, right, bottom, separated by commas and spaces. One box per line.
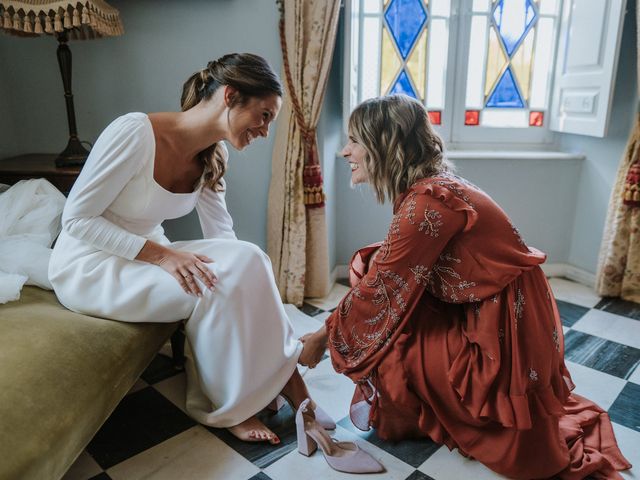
267, 0, 340, 305
596, 1, 640, 302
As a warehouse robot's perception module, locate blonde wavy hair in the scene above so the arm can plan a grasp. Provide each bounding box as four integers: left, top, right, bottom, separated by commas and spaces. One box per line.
181, 53, 283, 191
348, 94, 452, 203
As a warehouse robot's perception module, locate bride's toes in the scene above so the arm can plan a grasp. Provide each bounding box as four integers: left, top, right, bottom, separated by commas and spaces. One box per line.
228, 416, 279, 444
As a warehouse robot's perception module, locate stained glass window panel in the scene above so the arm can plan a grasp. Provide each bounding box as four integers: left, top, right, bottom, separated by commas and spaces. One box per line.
486, 67, 524, 107
484, 28, 508, 97
465, 16, 488, 108
380, 27, 401, 95
363, 0, 380, 14
390, 70, 418, 97
510, 29, 534, 101
529, 17, 554, 109
427, 18, 449, 109
492, 0, 537, 56
481, 109, 528, 127
429, 111, 442, 125
529, 111, 544, 126
384, 0, 428, 59
361, 16, 382, 101
465, 110, 480, 125
538, 0, 559, 15
473, 0, 491, 11
463, 0, 560, 128
430, 0, 451, 16
352, 0, 449, 121
407, 28, 428, 100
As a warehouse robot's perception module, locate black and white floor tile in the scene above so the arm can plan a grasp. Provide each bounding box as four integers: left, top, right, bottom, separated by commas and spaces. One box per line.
63, 278, 640, 480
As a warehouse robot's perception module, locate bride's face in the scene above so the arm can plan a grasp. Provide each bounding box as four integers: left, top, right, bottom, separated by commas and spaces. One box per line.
340, 134, 368, 185
225, 91, 281, 150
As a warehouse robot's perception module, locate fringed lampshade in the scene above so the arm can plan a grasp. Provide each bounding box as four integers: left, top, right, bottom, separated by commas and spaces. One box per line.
0, 1, 124, 167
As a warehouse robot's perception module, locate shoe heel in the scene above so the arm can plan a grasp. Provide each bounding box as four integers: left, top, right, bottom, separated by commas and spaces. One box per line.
296, 411, 317, 456
297, 429, 317, 456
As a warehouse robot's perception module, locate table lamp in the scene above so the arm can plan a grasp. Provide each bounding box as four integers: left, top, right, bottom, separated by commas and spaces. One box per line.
0, 1, 123, 167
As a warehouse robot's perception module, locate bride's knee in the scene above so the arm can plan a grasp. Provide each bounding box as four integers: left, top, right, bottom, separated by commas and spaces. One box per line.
235, 241, 271, 265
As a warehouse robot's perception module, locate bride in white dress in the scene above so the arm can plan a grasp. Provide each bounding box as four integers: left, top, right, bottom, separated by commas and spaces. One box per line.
49, 53, 325, 444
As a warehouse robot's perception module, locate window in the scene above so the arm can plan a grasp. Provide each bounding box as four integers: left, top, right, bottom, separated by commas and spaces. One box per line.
344, 0, 627, 144
463, 0, 559, 128
349, 0, 451, 125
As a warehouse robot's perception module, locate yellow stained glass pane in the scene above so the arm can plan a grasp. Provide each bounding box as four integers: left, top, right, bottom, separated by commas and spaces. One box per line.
406, 27, 427, 101
511, 29, 535, 101
384, 0, 390, 6
484, 28, 508, 97
381, 27, 401, 95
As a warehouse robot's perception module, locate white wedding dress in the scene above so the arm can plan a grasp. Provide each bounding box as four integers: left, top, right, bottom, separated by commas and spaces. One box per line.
49, 113, 302, 427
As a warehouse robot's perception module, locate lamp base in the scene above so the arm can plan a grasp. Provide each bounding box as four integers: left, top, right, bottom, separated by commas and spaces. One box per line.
55, 136, 90, 168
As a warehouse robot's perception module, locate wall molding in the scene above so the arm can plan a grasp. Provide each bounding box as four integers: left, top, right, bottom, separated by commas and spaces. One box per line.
331, 262, 596, 288
541, 263, 596, 288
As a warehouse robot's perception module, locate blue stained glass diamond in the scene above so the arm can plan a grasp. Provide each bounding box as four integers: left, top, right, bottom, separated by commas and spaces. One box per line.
486, 67, 524, 108
493, 0, 537, 56
390, 70, 418, 99
384, 0, 428, 60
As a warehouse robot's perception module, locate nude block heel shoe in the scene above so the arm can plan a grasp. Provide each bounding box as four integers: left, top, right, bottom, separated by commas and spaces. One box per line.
268, 395, 336, 430
295, 398, 384, 474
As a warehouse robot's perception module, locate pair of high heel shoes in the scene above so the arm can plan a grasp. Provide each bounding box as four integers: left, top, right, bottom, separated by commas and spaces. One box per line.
295, 398, 385, 474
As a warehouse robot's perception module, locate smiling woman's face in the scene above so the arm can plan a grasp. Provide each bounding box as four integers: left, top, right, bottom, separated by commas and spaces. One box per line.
340, 134, 369, 185
226, 92, 282, 150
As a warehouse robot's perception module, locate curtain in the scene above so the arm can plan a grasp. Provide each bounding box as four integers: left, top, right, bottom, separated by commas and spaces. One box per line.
267, 0, 340, 305
596, 1, 640, 302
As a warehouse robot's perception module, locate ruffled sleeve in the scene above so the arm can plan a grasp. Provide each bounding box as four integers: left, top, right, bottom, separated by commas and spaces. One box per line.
327, 186, 467, 381
61, 113, 151, 260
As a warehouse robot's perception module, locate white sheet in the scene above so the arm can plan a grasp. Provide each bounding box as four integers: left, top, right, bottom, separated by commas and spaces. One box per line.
0, 179, 65, 303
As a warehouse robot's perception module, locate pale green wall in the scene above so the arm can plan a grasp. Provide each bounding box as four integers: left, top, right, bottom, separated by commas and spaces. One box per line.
1, 0, 636, 277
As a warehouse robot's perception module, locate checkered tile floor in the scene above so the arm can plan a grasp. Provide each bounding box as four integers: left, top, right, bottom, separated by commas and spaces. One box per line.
63, 278, 639, 480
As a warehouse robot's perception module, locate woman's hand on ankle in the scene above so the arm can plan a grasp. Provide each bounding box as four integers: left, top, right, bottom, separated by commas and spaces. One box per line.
299, 326, 327, 368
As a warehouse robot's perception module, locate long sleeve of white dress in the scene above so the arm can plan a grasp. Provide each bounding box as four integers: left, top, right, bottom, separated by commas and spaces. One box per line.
196, 180, 237, 240
61, 115, 152, 260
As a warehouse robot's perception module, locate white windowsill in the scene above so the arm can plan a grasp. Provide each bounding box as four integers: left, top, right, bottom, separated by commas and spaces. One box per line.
335, 150, 585, 161
444, 150, 586, 161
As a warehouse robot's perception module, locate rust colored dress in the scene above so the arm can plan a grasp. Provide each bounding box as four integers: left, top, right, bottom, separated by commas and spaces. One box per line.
326, 174, 631, 480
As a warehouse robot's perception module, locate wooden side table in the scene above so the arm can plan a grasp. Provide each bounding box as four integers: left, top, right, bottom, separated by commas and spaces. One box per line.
0, 153, 81, 193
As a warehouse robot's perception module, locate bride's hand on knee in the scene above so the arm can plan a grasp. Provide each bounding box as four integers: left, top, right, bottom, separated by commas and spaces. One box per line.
138, 242, 217, 296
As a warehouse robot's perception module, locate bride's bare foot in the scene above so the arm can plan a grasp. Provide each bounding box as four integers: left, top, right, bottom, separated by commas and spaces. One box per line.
227, 416, 280, 444
275, 368, 337, 430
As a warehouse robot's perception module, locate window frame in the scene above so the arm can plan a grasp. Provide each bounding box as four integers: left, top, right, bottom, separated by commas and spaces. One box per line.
343, 0, 564, 148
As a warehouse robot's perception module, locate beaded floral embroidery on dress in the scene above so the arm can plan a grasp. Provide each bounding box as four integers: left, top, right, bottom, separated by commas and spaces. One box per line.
333, 269, 410, 368
418, 206, 444, 237
514, 289, 525, 328
426, 253, 478, 302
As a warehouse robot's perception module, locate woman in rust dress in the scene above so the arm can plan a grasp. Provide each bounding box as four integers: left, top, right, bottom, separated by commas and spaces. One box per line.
299, 94, 631, 479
